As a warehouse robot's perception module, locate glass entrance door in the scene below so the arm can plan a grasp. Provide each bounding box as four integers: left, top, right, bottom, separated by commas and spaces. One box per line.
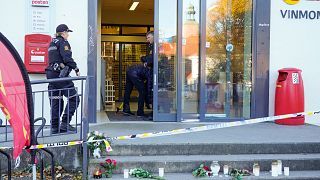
153, 0, 178, 121
154, 0, 252, 122
204, 0, 252, 120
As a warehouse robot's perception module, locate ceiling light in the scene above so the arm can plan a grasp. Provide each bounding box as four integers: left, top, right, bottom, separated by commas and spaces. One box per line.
129, 0, 139, 11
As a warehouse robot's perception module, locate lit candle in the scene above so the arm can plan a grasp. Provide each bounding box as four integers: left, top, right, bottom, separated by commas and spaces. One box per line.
124, 169, 129, 179
284, 167, 289, 176
277, 160, 282, 175
159, 168, 164, 177
271, 161, 278, 177
253, 163, 260, 176
223, 165, 229, 175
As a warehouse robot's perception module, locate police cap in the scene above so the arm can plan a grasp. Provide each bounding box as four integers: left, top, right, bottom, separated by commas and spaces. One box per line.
56, 24, 73, 33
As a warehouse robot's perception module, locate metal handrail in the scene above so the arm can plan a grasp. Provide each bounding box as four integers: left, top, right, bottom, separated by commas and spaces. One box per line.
31, 76, 87, 85
34, 117, 55, 180
0, 76, 88, 179
0, 150, 11, 180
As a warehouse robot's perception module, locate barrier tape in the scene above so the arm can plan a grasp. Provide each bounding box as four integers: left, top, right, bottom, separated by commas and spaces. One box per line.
112, 110, 319, 140
0, 110, 319, 151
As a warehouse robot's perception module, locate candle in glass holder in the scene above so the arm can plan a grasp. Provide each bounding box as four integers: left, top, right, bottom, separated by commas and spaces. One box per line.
223, 165, 229, 175
277, 160, 282, 175
210, 161, 220, 176
253, 163, 260, 176
159, 168, 164, 177
123, 169, 129, 179
271, 161, 278, 177
284, 167, 289, 176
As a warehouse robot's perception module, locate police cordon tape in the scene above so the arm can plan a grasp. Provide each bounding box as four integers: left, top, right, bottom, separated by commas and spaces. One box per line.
1, 110, 319, 151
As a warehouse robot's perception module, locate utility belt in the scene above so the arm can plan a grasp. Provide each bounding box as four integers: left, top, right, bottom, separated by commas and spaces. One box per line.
48, 63, 62, 71
47, 63, 71, 78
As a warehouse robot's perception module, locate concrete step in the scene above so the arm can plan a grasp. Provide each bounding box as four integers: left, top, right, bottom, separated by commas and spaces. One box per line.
89, 154, 320, 174
108, 143, 320, 156
89, 171, 320, 180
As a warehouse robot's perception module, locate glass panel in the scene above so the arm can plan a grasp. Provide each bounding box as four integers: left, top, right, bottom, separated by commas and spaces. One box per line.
205, 0, 252, 118
121, 44, 148, 99
101, 25, 120, 35
158, 0, 177, 113
101, 42, 120, 100
182, 0, 200, 114
122, 27, 148, 35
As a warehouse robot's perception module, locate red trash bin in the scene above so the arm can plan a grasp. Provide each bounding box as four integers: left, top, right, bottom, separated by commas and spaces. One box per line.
275, 68, 304, 125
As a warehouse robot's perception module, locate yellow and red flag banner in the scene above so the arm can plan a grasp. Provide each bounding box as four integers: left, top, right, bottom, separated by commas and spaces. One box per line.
0, 33, 32, 159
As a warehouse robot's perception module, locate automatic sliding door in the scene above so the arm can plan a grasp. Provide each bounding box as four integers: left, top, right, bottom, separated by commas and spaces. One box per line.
154, 0, 252, 122
181, 0, 201, 119
154, 0, 178, 121
204, 0, 252, 119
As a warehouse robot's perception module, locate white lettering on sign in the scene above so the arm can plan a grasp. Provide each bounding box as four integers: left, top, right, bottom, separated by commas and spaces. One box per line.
31, 50, 45, 55
31, 0, 49, 7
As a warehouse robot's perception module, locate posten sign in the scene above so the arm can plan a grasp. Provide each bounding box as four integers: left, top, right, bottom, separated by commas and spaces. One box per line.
31, 0, 49, 7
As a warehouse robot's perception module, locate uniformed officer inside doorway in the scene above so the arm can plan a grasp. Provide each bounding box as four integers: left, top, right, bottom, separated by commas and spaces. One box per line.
46, 24, 80, 134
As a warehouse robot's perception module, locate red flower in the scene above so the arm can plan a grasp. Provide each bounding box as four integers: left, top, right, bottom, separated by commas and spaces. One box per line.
203, 166, 210, 171
106, 159, 112, 164
111, 159, 117, 166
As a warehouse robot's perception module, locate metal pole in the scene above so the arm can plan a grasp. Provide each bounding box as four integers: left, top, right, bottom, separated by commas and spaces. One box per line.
87, 0, 98, 124
225, 0, 233, 117
199, 0, 207, 121
82, 80, 90, 180
84, 0, 98, 178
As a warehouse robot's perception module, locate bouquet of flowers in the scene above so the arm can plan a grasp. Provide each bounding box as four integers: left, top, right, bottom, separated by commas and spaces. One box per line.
87, 131, 111, 157
100, 158, 117, 178
229, 168, 251, 180
192, 164, 213, 177
129, 168, 165, 180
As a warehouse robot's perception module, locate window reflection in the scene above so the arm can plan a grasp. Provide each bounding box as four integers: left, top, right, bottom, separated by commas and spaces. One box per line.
205, 0, 252, 118
158, 0, 177, 113
182, 0, 200, 114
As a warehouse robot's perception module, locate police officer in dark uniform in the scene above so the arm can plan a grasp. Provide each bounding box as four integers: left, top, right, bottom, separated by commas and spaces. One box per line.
141, 31, 154, 119
46, 24, 80, 134
122, 64, 149, 117
141, 31, 154, 109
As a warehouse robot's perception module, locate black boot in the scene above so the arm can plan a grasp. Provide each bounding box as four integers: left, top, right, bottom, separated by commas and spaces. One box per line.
122, 104, 134, 116
60, 116, 76, 133
52, 127, 59, 134
60, 122, 76, 133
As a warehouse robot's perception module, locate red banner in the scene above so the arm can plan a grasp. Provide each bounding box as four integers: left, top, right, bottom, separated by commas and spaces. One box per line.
0, 34, 31, 159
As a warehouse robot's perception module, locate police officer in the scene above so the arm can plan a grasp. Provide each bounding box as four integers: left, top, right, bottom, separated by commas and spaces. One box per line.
122, 64, 149, 117
46, 24, 80, 134
141, 31, 154, 119
141, 31, 154, 109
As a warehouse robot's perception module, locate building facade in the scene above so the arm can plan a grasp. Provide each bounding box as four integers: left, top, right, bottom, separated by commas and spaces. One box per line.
0, 0, 319, 124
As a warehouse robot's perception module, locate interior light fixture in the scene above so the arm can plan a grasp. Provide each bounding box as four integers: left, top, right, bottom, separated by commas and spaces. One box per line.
129, 0, 139, 11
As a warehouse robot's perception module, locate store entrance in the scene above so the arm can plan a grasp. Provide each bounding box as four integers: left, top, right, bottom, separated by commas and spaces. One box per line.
100, 0, 154, 121
102, 42, 153, 118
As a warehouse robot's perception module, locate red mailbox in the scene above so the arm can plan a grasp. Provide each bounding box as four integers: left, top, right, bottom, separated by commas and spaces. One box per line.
24, 34, 51, 73
275, 68, 304, 125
